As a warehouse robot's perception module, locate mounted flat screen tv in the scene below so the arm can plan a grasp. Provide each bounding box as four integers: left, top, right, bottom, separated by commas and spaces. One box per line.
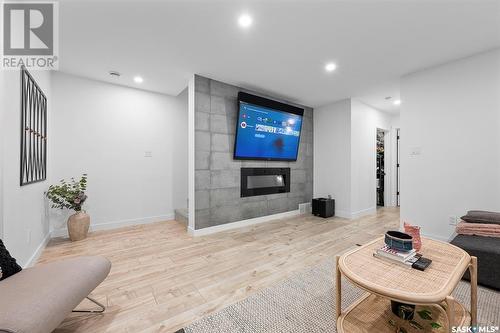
234, 92, 304, 161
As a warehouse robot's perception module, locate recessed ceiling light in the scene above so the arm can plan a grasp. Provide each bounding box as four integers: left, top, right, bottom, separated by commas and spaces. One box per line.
393, 99, 401, 105
325, 62, 337, 72
238, 14, 253, 28
134, 76, 143, 84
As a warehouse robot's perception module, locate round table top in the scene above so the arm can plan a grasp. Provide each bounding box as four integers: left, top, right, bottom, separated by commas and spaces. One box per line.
338, 236, 470, 304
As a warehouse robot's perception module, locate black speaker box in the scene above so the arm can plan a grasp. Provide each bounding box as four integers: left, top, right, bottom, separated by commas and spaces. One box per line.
312, 198, 335, 218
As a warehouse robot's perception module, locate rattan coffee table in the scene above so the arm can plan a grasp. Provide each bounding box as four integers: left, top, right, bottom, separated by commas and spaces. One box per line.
336, 237, 477, 333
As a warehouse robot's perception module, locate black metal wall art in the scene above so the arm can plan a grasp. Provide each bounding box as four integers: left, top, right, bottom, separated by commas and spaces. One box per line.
20, 67, 47, 186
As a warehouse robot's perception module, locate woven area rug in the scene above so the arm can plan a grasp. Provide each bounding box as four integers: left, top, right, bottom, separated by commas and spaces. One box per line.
178, 258, 499, 333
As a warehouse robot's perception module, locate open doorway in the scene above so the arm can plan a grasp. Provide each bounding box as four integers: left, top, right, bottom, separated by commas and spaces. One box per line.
376, 128, 387, 207
396, 128, 400, 207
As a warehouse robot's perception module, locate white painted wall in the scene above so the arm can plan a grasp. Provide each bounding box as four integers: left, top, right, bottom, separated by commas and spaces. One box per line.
314, 98, 394, 219
173, 87, 189, 211
1, 69, 52, 267
401, 49, 500, 241
350, 99, 393, 217
313, 99, 351, 217
50, 72, 188, 233
0, 71, 5, 240
391, 115, 401, 129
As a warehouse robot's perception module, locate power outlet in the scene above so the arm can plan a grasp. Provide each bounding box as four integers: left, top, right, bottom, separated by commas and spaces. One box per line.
448, 216, 458, 226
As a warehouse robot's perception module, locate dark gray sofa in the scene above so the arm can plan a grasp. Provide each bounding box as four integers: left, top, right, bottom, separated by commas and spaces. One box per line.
451, 234, 500, 290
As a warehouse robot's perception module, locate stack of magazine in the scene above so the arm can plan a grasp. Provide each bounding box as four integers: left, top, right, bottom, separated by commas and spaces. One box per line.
373, 244, 422, 268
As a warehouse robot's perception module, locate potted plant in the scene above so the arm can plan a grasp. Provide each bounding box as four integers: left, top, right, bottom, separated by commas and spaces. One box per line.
46, 174, 89, 241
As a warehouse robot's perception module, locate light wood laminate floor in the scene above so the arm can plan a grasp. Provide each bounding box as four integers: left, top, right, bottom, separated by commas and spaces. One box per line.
38, 207, 399, 333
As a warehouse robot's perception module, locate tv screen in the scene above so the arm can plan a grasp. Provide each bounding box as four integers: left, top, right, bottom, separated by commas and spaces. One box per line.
234, 92, 304, 161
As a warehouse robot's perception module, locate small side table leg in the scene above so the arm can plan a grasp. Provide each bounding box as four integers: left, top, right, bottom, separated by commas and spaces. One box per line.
446, 296, 455, 333
470, 256, 478, 327
336, 255, 341, 319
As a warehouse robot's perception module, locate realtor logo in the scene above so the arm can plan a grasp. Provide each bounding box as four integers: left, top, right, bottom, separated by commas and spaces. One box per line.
1, 2, 58, 69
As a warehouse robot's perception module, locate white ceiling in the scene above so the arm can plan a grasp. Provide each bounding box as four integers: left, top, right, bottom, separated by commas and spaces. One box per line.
356, 81, 402, 114
58, 0, 500, 110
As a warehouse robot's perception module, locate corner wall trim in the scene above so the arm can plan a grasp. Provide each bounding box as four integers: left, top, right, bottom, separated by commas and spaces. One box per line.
24, 231, 51, 268
51, 213, 175, 238
188, 210, 301, 237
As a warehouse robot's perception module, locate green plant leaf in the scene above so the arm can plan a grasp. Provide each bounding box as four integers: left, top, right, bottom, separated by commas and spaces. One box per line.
417, 309, 433, 320
430, 322, 442, 329
46, 174, 88, 211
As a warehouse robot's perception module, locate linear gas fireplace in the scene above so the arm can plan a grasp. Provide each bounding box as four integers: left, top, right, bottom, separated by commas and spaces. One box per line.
241, 167, 290, 197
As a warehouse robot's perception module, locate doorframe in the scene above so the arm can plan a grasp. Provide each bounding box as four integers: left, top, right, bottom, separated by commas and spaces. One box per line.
375, 127, 392, 207
383, 130, 391, 206
396, 128, 400, 207
388, 127, 400, 207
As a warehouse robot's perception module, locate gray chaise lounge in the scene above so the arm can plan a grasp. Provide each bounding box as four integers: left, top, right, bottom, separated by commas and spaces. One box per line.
0, 256, 111, 333
451, 234, 500, 290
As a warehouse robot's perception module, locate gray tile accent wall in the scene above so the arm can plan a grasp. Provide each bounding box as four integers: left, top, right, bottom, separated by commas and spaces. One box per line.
194, 75, 313, 230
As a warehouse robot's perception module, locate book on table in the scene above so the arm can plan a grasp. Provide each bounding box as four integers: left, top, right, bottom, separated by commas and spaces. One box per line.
376, 245, 416, 262
373, 252, 422, 268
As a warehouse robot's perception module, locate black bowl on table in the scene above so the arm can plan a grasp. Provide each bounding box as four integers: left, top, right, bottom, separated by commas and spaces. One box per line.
385, 231, 413, 252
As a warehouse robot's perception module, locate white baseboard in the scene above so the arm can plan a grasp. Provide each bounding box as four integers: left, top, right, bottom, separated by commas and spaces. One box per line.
334, 209, 352, 219
350, 207, 377, 219
187, 225, 196, 236
333, 207, 377, 219
24, 231, 51, 268
188, 210, 301, 237
51, 213, 175, 238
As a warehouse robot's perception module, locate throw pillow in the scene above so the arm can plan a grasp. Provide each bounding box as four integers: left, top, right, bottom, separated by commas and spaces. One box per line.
0, 239, 22, 281
461, 210, 500, 225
